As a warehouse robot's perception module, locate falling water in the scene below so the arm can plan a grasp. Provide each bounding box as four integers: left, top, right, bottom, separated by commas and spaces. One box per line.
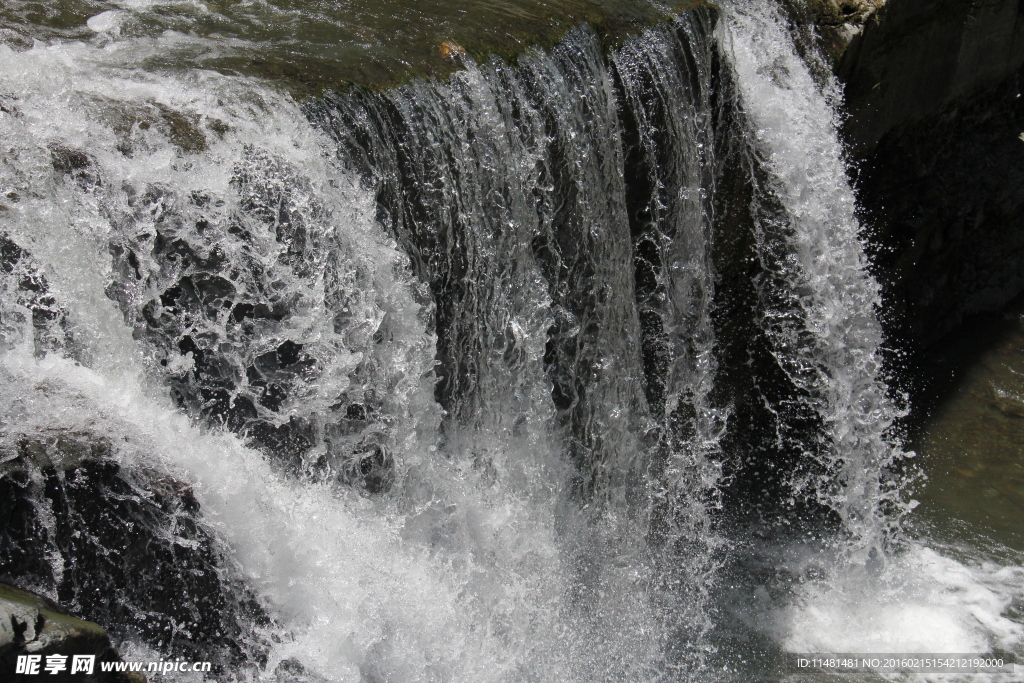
713, 3, 1024, 676
0, 1, 1022, 682
718, 0, 912, 561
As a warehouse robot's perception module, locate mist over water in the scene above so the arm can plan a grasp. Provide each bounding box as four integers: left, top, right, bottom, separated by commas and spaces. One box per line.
0, 1, 1022, 681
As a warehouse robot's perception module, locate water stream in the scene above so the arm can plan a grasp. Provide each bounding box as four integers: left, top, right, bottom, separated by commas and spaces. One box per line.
0, 1, 1021, 681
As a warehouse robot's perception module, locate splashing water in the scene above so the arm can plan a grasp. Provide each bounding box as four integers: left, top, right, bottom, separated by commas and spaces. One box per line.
718, 0, 913, 560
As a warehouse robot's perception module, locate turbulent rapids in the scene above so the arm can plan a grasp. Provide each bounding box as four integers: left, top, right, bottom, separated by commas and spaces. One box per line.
0, 1, 1022, 681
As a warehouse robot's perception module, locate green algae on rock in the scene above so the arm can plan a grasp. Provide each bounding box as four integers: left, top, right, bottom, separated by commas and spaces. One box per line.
0, 583, 144, 682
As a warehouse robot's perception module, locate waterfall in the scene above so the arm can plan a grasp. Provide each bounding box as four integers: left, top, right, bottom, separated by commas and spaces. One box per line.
717, 0, 913, 560
713, 2, 1024, 670
305, 10, 737, 669
0, 13, 724, 682
1, 1, 1022, 681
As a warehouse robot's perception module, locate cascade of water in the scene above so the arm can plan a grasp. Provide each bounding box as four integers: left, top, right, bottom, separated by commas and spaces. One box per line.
308, 21, 728, 675
315, 27, 673, 677
8, 1, 1020, 681
611, 12, 726, 668
714, 4, 1024, 673
310, 28, 652, 508
0, 11, 728, 682
716, 0, 913, 561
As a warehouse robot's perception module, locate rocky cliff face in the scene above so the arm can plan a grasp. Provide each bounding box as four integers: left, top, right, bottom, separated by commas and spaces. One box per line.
840, 0, 1024, 154
782, 0, 1024, 345
835, 0, 1024, 344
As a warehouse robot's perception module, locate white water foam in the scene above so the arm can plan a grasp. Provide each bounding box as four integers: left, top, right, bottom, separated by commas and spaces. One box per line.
776, 543, 1024, 682
0, 349, 564, 682
782, 545, 1024, 655
0, 33, 437, 465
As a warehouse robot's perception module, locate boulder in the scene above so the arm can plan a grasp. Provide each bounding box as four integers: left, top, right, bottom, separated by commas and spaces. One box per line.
0, 435, 269, 675
0, 583, 143, 682
782, 0, 887, 68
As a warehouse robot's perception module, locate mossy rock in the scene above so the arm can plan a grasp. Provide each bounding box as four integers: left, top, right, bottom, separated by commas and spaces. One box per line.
0, 583, 144, 682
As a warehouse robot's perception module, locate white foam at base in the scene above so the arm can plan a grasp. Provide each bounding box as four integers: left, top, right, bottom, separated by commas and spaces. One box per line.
86, 11, 127, 35
779, 544, 1024, 681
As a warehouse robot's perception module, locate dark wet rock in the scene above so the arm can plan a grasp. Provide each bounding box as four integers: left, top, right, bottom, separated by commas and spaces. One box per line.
991, 385, 1024, 417
840, 0, 1024, 154
350, 444, 395, 495
49, 147, 90, 174
0, 233, 72, 358
856, 72, 1024, 341
85, 98, 209, 156
782, 0, 886, 68
274, 657, 332, 683
0, 435, 269, 675
841, 0, 1024, 345
0, 582, 142, 683
153, 103, 207, 154
0, 435, 109, 475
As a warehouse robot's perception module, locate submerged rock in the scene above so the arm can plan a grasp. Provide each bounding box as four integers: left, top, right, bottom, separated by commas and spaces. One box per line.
0, 233, 72, 359
438, 40, 466, 62
991, 385, 1024, 418
0, 583, 143, 682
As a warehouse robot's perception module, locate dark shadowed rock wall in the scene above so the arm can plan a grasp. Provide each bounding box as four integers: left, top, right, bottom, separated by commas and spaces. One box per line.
840, 0, 1024, 154
836, 0, 1024, 344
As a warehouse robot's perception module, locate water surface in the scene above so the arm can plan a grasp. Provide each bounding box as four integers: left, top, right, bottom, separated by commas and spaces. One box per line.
1, 0, 684, 91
